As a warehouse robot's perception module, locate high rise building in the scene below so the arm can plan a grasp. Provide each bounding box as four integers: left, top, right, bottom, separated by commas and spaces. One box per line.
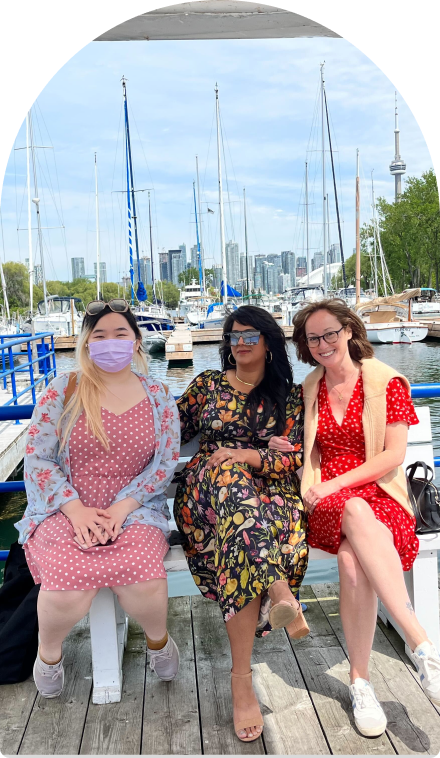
168, 249, 185, 287
253, 254, 266, 291
312, 252, 324, 271
389, 93, 406, 202
93, 261, 107, 283
281, 251, 296, 288
71, 257, 85, 281
190, 244, 199, 271
139, 257, 152, 286
225, 241, 240, 287
178, 244, 187, 269
296, 256, 307, 280
278, 272, 291, 293
328, 244, 341, 264
159, 251, 169, 281
212, 264, 222, 291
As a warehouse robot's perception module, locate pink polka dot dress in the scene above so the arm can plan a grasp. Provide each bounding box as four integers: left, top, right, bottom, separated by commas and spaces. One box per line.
307, 376, 419, 570
24, 396, 169, 590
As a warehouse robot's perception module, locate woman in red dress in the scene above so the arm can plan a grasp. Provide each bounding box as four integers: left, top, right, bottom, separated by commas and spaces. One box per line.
270, 298, 440, 738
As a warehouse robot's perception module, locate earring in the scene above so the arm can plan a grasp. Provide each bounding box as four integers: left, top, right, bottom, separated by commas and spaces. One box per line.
266, 351, 272, 363
228, 353, 236, 365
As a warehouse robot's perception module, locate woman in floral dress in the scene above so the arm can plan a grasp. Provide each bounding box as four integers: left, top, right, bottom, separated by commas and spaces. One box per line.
174, 306, 308, 742
16, 301, 181, 698
271, 298, 440, 738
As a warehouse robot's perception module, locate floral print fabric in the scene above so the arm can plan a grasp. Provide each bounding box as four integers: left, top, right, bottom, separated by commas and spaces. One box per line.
307, 376, 419, 569
174, 370, 307, 636
16, 372, 181, 544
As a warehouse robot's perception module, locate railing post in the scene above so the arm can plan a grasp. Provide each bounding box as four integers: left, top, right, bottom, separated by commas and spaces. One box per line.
8, 345, 20, 425
0, 336, 6, 390
27, 339, 37, 404
51, 334, 57, 378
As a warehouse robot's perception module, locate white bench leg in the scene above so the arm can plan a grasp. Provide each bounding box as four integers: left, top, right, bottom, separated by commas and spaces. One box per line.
377, 549, 440, 657
89, 588, 128, 704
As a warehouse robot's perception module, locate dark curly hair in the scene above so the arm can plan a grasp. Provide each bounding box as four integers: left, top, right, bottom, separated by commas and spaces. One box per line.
220, 305, 293, 435
292, 298, 374, 366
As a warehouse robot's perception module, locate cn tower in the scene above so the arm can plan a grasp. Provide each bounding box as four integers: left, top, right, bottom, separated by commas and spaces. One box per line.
389, 92, 406, 201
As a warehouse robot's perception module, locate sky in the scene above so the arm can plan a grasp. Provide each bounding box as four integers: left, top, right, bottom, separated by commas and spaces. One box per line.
0, 35, 433, 285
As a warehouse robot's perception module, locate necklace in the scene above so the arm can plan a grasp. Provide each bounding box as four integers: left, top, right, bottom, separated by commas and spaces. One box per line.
326, 368, 358, 402
235, 373, 256, 388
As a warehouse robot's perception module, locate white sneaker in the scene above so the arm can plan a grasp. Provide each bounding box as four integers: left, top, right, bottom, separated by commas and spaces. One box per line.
147, 635, 180, 681
349, 678, 387, 737
33, 650, 64, 698
410, 640, 440, 705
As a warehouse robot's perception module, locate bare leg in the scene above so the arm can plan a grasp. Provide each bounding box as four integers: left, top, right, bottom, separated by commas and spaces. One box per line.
38, 588, 99, 663
342, 497, 427, 651
226, 595, 262, 740
112, 579, 168, 641
338, 538, 378, 681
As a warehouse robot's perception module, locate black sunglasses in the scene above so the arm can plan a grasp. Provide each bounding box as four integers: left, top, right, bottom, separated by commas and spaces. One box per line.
86, 299, 130, 316
224, 330, 261, 346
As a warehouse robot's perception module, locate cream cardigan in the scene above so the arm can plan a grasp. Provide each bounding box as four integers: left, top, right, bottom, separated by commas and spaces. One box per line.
301, 357, 413, 516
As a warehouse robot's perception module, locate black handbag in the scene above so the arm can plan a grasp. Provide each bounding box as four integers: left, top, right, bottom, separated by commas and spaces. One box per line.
406, 461, 440, 534
0, 541, 40, 684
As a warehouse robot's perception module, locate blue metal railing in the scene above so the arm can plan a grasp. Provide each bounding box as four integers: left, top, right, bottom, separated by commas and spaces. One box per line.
0, 381, 439, 561
0, 332, 56, 416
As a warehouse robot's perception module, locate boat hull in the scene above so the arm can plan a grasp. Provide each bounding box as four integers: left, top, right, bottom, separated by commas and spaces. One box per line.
366, 322, 428, 344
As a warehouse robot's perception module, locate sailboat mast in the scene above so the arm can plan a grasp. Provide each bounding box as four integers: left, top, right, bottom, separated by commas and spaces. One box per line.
305, 161, 310, 286
195, 155, 205, 293
148, 192, 156, 304
243, 187, 250, 298
320, 63, 327, 296
324, 89, 347, 293
371, 171, 378, 297
29, 113, 48, 315
26, 112, 33, 315
215, 84, 227, 306
193, 181, 203, 293
355, 149, 361, 303
94, 153, 101, 299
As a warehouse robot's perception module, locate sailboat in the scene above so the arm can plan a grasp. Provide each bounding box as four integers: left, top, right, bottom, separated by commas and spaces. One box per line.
119, 77, 174, 351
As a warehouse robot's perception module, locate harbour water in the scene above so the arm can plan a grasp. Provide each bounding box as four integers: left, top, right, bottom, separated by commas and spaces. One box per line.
1, 340, 439, 593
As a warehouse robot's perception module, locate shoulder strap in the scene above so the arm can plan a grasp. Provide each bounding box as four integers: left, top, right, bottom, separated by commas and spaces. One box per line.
64, 372, 78, 408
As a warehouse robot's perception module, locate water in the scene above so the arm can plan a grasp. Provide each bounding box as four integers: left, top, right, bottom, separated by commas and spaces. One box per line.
1, 340, 440, 592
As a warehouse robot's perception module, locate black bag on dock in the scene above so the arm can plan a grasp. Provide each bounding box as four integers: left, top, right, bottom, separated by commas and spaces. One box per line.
0, 541, 39, 684
406, 461, 440, 534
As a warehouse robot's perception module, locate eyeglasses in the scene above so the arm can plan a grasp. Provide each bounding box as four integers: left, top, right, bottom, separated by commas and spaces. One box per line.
306, 326, 345, 348
224, 330, 261, 346
86, 299, 129, 316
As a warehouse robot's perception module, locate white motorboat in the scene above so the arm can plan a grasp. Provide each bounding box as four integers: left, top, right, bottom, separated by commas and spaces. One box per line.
141, 321, 168, 353
32, 296, 83, 338
355, 289, 428, 344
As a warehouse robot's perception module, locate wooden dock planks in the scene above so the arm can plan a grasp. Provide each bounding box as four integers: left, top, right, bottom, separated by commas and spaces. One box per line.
3, 586, 440, 755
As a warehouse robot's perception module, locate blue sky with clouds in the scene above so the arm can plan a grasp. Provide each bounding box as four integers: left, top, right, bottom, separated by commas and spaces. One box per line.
0, 36, 433, 284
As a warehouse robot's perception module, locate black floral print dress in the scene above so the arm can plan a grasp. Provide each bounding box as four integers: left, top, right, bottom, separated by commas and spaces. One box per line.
173, 370, 308, 637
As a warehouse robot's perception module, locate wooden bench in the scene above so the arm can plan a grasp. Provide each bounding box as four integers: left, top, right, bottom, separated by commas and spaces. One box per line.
89, 407, 440, 704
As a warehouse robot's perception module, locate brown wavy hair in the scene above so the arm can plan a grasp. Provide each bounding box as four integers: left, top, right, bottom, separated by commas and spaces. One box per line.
292, 298, 374, 366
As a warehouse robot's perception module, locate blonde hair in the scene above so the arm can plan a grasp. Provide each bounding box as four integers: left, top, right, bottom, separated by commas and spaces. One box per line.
58, 321, 149, 451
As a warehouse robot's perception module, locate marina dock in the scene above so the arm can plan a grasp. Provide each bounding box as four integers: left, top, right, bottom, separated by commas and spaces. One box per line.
192, 325, 294, 344
2, 585, 440, 755
166, 324, 193, 363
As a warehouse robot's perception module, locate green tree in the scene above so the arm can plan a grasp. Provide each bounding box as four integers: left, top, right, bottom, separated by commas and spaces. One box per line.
178, 267, 199, 286
2, 262, 29, 308
156, 280, 180, 309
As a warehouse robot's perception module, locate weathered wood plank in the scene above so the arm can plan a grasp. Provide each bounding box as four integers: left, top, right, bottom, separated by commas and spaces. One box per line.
313, 582, 440, 755
80, 618, 145, 755
252, 627, 329, 754
141, 596, 201, 756
294, 584, 340, 649
191, 595, 264, 755
18, 617, 92, 755
0, 678, 37, 755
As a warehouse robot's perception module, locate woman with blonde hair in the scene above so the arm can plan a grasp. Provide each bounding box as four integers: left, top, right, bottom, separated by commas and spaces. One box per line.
270, 298, 440, 737
16, 299, 181, 698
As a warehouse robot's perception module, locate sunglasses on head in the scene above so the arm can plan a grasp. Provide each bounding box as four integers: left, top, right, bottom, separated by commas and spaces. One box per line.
224, 330, 261, 346
86, 299, 130, 316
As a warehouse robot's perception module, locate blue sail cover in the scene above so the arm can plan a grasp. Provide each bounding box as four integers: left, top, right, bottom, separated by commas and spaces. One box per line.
220, 281, 241, 297
137, 281, 147, 301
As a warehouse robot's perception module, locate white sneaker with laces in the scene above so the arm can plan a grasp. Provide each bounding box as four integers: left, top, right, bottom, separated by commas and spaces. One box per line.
147, 635, 180, 681
410, 640, 440, 705
349, 678, 387, 737
33, 650, 64, 698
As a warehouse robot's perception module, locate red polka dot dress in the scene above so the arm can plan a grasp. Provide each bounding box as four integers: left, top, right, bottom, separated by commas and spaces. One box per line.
24, 397, 169, 590
307, 376, 419, 570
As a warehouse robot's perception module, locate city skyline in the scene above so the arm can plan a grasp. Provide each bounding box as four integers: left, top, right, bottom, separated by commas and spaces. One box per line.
0, 37, 432, 286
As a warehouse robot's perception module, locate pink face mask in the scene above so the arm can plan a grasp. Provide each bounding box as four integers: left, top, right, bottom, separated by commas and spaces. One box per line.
88, 339, 135, 373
